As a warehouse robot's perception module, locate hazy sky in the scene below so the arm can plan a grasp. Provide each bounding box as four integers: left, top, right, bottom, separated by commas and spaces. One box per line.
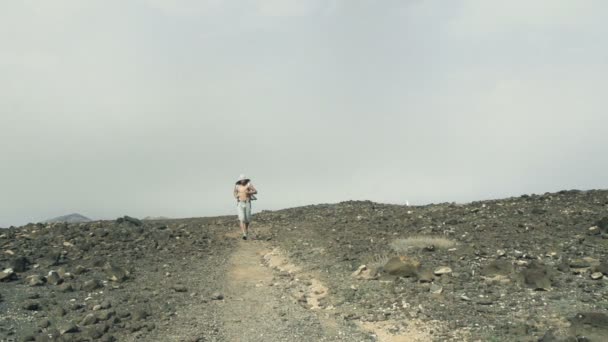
2, 0, 607, 227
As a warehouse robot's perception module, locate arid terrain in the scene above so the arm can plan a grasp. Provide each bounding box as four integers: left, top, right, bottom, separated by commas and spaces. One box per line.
1, 189, 608, 341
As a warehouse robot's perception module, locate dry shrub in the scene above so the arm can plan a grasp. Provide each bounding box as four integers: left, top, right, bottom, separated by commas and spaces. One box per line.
390, 236, 456, 253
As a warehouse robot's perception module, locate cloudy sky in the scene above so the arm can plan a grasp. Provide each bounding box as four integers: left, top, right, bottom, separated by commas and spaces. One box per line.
1, 0, 607, 227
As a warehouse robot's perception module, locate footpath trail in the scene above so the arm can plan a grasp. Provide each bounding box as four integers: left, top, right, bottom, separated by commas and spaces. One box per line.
146, 224, 401, 341
218, 226, 372, 342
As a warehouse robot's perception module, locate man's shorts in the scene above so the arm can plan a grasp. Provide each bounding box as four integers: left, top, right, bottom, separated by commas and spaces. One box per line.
237, 201, 252, 223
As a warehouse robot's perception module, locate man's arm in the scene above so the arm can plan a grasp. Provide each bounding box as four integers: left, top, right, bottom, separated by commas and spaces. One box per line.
247, 184, 258, 195
233, 186, 239, 199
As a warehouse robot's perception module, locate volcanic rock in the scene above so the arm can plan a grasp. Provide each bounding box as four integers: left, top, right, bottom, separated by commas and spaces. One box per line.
104, 263, 129, 282
116, 215, 143, 226
83, 279, 102, 291
59, 322, 79, 334
383, 256, 420, 277
416, 269, 434, 283
46, 270, 63, 285
81, 313, 98, 326
26, 275, 45, 286
11, 256, 29, 272
22, 301, 40, 311
0, 268, 16, 282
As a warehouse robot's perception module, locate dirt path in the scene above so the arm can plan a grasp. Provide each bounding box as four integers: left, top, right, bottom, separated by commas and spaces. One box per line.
219, 227, 372, 342
146, 225, 423, 341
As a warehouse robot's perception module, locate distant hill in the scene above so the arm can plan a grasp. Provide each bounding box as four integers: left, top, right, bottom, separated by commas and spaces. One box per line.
45, 213, 92, 224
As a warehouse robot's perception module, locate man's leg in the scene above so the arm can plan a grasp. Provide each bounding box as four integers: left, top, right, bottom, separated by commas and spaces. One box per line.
244, 202, 252, 238
240, 221, 246, 237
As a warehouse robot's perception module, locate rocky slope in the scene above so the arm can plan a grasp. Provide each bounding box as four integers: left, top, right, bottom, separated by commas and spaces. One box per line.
1, 190, 607, 341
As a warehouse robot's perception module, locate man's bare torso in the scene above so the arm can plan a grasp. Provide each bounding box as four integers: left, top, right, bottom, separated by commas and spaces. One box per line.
235, 184, 256, 201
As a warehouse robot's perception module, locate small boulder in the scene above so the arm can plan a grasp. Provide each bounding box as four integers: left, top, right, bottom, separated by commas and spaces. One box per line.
46, 271, 63, 285
23, 301, 40, 311
173, 285, 188, 293
83, 279, 102, 291
11, 256, 29, 272
74, 265, 88, 275
594, 262, 608, 275
38, 319, 51, 329
26, 275, 46, 286
383, 256, 420, 277
211, 292, 224, 300
595, 217, 608, 233
416, 269, 434, 283
117, 216, 143, 226
591, 272, 604, 280
104, 263, 129, 282
0, 268, 16, 282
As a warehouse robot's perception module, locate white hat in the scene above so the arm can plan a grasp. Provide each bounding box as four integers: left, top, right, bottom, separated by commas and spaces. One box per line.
238, 174, 246, 180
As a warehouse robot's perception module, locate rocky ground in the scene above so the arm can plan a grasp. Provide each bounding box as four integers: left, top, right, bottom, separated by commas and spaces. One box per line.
1, 189, 608, 341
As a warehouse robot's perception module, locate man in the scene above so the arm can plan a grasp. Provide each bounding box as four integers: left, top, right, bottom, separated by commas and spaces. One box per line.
233, 174, 258, 240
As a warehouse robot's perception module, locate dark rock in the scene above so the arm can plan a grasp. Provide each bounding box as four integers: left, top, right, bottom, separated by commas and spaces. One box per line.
38, 319, 51, 329
117, 216, 143, 227
570, 312, 608, 329
595, 217, 608, 233
11, 256, 29, 272
74, 265, 88, 275
173, 285, 188, 292
416, 269, 434, 283
23, 301, 40, 311
104, 263, 129, 282
42, 251, 61, 267
595, 262, 608, 275
83, 279, 102, 291
46, 271, 63, 285
59, 322, 79, 334
211, 292, 224, 300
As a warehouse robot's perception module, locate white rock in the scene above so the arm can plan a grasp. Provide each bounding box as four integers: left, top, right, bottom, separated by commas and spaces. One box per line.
591, 272, 604, 280
434, 267, 452, 275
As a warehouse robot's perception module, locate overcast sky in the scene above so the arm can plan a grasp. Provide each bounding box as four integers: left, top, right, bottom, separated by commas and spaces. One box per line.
1, 0, 607, 227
